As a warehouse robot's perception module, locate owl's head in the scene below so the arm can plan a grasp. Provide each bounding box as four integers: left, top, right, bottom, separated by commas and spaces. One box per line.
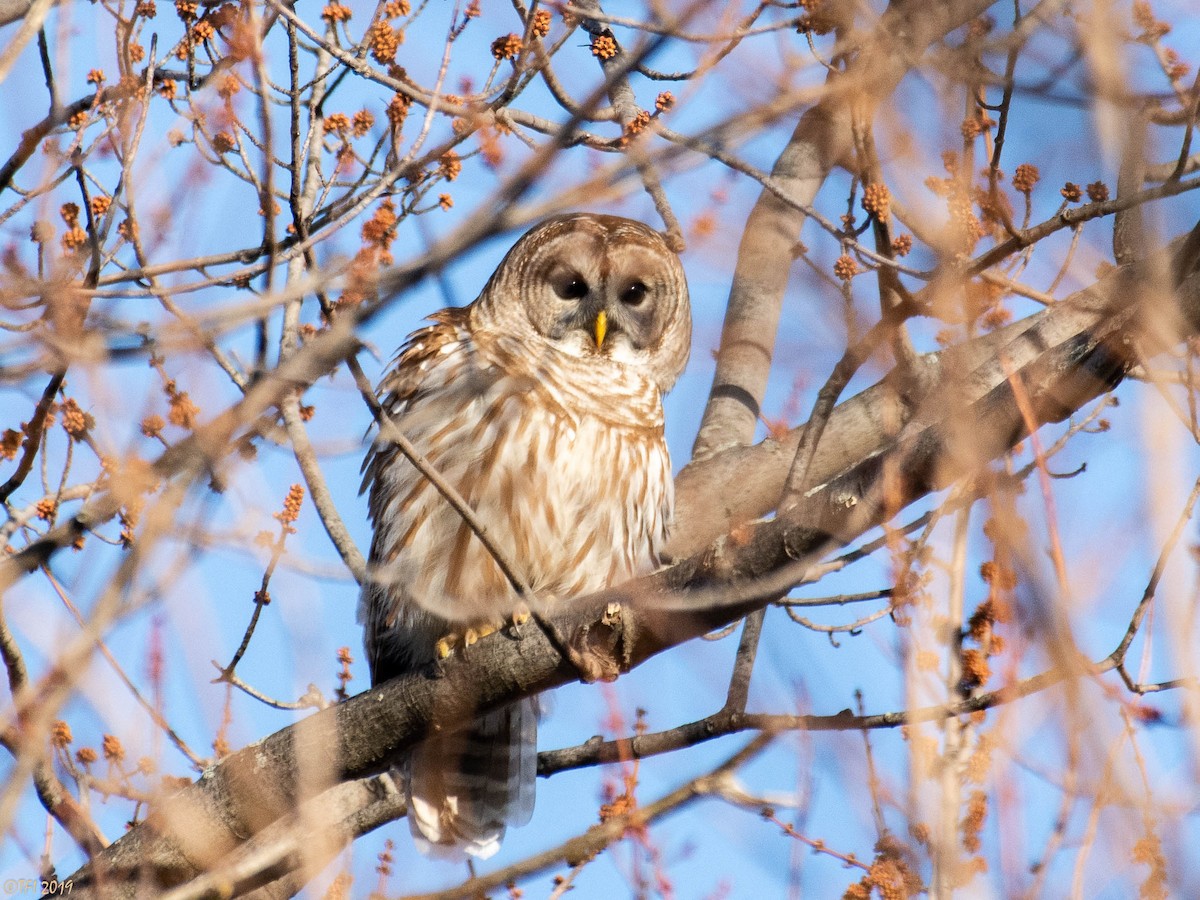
472, 213, 692, 392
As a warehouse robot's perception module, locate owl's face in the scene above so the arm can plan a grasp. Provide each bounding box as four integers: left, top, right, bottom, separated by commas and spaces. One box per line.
473, 214, 691, 392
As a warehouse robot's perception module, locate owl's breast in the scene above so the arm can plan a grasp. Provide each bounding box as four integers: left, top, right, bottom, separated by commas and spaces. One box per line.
365, 337, 673, 632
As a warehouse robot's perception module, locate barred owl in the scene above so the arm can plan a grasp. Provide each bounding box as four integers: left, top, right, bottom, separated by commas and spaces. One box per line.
360, 213, 691, 859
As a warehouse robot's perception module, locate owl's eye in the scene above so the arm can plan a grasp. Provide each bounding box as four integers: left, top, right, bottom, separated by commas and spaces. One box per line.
553, 274, 589, 300
621, 281, 648, 307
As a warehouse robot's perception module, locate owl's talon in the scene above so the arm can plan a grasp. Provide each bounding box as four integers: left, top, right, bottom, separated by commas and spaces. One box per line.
434, 634, 459, 659
464, 622, 497, 647
508, 602, 532, 638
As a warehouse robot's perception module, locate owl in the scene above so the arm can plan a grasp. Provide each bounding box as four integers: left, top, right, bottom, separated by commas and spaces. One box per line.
359, 213, 691, 859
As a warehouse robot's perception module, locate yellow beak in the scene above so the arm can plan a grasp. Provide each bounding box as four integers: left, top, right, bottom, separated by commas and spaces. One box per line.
594, 310, 607, 349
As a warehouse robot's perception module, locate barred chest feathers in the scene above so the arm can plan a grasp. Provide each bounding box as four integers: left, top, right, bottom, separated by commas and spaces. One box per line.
361, 312, 674, 647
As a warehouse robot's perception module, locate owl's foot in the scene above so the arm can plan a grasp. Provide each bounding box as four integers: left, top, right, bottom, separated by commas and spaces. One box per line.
434, 622, 500, 660
434, 605, 533, 658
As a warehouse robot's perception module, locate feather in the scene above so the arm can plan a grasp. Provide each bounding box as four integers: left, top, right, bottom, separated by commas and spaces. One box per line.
405, 699, 538, 860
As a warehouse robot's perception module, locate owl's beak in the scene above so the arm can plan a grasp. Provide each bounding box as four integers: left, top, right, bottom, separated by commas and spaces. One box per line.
593, 310, 607, 349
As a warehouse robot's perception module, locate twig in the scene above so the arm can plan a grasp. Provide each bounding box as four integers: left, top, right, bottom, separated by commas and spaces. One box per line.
855, 690, 887, 837
0, 0, 54, 86
777, 314, 903, 516
0, 372, 64, 504
1106, 475, 1200, 688
781, 604, 892, 641
721, 609, 763, 714
216, 503, 297, 681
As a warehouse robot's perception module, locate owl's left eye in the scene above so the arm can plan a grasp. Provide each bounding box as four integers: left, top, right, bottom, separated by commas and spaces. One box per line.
621, 281, 648, 306
551, 274, 589, 300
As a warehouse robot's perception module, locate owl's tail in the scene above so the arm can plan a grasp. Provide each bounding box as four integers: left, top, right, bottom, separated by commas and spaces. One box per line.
406, 697, 537, 859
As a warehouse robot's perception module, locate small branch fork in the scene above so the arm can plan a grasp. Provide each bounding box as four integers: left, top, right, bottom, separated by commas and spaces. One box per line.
1105, 475, 1200, 695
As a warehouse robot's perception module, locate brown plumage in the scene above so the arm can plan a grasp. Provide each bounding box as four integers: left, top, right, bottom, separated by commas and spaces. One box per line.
360, 213, 691, 859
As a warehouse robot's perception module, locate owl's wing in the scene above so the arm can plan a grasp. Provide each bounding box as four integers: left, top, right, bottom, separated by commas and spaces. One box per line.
358, 306, 474, 673
359, 306, 472, 503
359, 305, 539, 859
